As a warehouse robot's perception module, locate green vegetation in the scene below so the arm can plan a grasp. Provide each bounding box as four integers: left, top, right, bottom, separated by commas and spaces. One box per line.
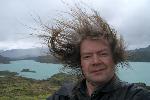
0, 70, 18, 76
21, 69, 36, 73
0, 71, 150, 100
47, 72, 78, 86
0, 71, 76, 100
0, 76, 56, 100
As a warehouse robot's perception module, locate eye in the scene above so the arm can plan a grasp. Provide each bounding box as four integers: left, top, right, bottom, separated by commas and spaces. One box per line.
99, 52, 109, 57
101, 53, 108, 55
82, 55, 91, 59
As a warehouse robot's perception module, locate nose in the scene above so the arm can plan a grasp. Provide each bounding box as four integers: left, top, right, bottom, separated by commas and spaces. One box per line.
92, 54, 101, 65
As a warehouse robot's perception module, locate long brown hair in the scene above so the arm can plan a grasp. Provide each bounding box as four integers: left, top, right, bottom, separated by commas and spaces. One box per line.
40, 6, 128, 76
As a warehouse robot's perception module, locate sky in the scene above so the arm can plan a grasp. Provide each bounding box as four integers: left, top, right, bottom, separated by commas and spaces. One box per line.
0, 0, 150, 50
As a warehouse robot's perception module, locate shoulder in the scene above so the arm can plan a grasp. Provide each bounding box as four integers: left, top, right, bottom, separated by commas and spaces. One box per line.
46, 82, 75, 100
119, 82, 150, 100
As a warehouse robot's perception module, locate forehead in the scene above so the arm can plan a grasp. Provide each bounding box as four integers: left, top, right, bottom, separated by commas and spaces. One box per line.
80, 38, 111, 53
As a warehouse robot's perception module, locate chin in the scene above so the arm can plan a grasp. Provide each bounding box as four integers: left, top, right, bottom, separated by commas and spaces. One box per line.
92, 75, 114, 84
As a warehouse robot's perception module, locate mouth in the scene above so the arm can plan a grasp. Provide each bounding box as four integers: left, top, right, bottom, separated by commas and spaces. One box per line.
91, 68, 106, 74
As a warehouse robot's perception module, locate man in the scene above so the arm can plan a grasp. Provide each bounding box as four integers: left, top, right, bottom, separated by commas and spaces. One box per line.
46, 7, 150, 100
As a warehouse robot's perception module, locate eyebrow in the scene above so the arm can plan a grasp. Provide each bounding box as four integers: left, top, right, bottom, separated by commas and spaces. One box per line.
81, 48, 109, 55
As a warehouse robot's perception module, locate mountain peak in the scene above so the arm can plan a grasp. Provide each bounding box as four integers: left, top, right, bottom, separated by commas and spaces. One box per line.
1, 47, 49, 59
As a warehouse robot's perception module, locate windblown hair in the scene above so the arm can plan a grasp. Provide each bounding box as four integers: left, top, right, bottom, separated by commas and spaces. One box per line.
44, 7, 128, 71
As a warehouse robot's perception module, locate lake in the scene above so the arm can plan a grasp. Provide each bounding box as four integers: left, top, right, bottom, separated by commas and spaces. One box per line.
0, 60, 150, 85
0, 60, 63, 80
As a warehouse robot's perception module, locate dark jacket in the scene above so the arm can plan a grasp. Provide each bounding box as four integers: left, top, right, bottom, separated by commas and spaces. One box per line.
47, 77, 150, 100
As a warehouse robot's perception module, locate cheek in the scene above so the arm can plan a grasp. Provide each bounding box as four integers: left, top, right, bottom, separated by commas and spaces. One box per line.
104, 57, 115, 66
81, 61, 89, 72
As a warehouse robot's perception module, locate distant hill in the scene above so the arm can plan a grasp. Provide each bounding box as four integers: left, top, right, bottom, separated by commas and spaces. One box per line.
0, 55, 10, 64
0, 50, 4, 52
0, 47, 60, 63
128, 45, 150, 62
36, 45, 150, 63
0, 47, 49, 60
35, 55, 60, 64
1, 45, 150, 63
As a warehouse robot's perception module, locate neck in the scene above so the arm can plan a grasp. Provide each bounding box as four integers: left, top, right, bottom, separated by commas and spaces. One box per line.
86, 75, 116, 96
86, 81, 104, 96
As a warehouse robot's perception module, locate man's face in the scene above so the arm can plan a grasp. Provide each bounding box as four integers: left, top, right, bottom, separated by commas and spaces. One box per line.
80, 38, 115, 84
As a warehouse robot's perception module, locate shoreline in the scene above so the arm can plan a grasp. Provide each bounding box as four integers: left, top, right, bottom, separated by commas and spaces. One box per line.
0, 71, 150, 99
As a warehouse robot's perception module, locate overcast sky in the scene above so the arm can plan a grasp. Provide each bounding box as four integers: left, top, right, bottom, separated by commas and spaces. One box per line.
0, 0, 150, 50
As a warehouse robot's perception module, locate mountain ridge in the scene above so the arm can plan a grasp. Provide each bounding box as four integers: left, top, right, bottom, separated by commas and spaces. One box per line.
0, 45, 150, 63
0, 47, 49, 59
128, 45, 150, 62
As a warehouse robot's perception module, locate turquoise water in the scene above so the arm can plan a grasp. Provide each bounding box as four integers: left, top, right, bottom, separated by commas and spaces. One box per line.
0, 60, 150, 85
117, 62, 150, 85
0, 60, 62, 80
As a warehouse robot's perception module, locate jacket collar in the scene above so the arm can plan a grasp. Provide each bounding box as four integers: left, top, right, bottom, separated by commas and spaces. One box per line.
95, 75, 121, 93
74, 75, 122, 96
55, 75, 122, 97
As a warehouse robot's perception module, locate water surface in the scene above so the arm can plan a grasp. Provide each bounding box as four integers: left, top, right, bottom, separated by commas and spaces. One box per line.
0, 60, 150, 85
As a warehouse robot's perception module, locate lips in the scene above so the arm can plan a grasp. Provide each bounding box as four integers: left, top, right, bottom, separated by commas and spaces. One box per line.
91, 68, 106, 73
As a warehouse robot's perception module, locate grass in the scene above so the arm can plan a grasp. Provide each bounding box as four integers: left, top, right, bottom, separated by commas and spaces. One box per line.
0, 76, 59, 100
0, 71, 76, 100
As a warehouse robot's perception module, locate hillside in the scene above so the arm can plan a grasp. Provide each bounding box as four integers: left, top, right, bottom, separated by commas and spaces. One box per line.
0, 55, 10, 64
128, 45, 150, 62
0, 71, 77, 100
1, 45, 150, 63
0, 47, 48, 60
0, 71, 149, 99
35, 55, 60, 64
36, 45, 150, 63
0, 47, 60, 63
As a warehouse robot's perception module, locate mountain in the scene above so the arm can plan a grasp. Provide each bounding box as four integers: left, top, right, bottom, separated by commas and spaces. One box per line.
0, 55, 10, 64
0, 47, 49, 60
0, 47, 59, 63
0, 50, 4, 52
35, 55, 60, 64
128, 45, 150, 62
1, 45, 150, 62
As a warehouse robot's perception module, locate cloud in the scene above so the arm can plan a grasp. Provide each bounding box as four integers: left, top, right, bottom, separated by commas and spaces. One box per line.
117, 0, 150, 49
0, 39, 43, 50
86, 0, 150, 49
0, 0, 150, 50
